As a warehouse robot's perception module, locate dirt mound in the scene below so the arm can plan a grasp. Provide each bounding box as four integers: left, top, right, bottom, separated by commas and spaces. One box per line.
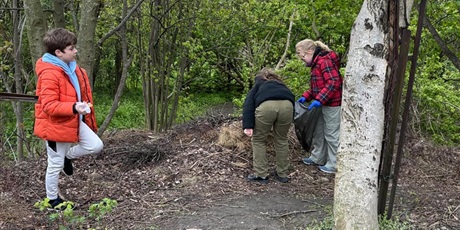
0, 112, 459, 229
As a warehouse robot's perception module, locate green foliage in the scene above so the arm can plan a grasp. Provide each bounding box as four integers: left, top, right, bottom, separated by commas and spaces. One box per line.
304, 208, 334, 230
176, 92, 235, 123
34, 198, 84, 229
277, 59, 310, 97
409, 0, 460, 145
414, 67, 460, 145
93, 89, 146, 129
34, 198, 117, 229
378, 214, 413, 230
88, 198, 118, 221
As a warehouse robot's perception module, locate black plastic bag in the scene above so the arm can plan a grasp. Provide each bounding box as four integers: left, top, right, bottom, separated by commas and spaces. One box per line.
294, 101, 321, 152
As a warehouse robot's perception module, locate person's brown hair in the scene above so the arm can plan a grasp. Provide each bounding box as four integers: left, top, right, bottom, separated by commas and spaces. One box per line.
255, 67, 285, 85
43, 28, 77, 55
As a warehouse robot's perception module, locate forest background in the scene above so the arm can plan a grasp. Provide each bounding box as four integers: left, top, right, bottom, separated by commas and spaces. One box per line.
0, 0, 459, 161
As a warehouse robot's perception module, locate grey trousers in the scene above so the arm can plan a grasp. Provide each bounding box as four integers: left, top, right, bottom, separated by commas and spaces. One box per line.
252, 100, 293, 178
309, 106, 341, 170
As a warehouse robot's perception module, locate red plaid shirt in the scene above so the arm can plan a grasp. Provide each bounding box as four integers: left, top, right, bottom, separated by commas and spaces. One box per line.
302, 50, 342, 106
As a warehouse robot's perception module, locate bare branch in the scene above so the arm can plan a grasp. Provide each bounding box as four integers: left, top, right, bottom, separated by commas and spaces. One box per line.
275, 9, 295, 70
423, 16, 460, 71
96, 0, 145, 47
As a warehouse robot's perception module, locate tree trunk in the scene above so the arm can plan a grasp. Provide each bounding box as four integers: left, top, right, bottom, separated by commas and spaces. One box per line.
97, 0, 131, 137
77, 0, 100, 88
334, 1, 388, 229
12, 0, 24, 161
23, 0, 47, 69
53, 0, 66, 28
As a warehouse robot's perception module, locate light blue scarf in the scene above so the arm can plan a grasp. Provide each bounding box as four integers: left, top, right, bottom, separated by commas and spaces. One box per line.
42, 53, 81, 101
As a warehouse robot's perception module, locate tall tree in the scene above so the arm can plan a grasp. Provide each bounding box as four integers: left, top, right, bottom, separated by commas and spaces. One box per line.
23, 0, 47, 68
12, 0, 25, 160
97, 0, 135, 136
333, 0, 388, 228
53, 0, 66, 28
77, 0, 101, 87
334, 0, 415, 228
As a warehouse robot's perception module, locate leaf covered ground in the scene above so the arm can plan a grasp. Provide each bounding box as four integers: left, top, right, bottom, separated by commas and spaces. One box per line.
1, 106, 459, 229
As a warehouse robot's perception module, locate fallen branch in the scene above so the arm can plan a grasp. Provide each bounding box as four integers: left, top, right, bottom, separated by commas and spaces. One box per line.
263, 210, 316, 218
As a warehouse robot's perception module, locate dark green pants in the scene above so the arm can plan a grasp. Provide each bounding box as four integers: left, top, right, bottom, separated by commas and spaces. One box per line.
252, 100, 293, 178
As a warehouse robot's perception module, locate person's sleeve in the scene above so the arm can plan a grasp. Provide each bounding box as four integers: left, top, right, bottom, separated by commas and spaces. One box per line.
316, 59, 341, 104
302, 89, 314, 102
242, 83, 260, 129
39, 71, 75, 117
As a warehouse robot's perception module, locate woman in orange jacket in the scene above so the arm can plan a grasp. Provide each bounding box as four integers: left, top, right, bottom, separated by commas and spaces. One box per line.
34, 28, 103, 209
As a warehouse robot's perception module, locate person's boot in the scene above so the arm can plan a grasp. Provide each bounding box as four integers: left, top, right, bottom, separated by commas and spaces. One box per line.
247, 174, 269, 184
273, 171, 289, 183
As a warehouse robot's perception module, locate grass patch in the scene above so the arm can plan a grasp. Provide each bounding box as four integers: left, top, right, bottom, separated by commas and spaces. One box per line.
93, 89, 234, 130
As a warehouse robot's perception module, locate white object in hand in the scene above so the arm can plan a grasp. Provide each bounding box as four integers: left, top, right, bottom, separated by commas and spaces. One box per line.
76, 102, 91, 114
84, 104, 91, 113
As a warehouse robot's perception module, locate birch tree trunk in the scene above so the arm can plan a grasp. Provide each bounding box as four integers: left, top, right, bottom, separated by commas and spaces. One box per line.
334, 1, 388, 229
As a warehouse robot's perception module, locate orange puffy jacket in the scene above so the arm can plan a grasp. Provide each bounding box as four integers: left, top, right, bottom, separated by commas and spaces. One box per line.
34, 58, 98, 142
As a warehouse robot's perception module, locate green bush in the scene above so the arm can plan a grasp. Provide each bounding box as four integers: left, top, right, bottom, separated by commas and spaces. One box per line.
414, 57, 460, 145
93, 89, 146, 129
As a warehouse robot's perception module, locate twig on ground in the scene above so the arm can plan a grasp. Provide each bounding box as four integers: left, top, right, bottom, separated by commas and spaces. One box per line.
262, 210, 316, 218
448, 205, 459, 221
214, 204, 244, 208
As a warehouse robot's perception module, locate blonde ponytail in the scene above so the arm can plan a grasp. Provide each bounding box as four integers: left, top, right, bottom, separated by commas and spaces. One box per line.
296, 39, 331, 52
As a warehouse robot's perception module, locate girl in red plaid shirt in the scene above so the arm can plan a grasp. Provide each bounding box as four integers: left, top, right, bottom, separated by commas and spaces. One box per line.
295, 39, 343, 174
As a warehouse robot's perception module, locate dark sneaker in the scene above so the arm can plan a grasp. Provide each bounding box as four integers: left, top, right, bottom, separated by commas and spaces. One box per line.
63, 157, 73, 176
247, 174, 269, 184
49, 197, 64, 209
302, 157, 322, 166
318, 165, 336, 174
273, 171, 289, 183
49, 197, 74, 210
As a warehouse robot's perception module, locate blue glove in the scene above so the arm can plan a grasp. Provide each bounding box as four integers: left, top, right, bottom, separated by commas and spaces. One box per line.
297, 97, 306, 104
307, 100, 321, 110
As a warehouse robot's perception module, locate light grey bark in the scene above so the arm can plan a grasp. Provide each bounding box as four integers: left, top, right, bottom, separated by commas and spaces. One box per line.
275, 10, 295, 70
399, 0, 414, 28
334, 0, 388, 229
23, 0, 47, 68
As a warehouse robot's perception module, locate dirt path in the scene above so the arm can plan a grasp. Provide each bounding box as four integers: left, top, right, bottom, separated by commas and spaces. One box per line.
158, 192, 330, 230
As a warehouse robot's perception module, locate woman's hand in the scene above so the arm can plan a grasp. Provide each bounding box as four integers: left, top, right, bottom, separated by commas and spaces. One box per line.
243, 129, 253, 137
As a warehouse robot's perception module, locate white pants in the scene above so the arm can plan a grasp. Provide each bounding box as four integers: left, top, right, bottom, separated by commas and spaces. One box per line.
46, 121, 103, 199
